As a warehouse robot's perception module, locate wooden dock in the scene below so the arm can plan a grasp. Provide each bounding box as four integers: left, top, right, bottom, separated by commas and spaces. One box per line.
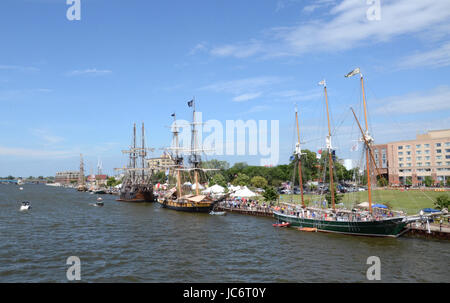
403, 223, 450, 240
217, 206, 274, 217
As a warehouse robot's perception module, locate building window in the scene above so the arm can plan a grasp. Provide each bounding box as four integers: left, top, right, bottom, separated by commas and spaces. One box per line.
416, 144, 421, 149
437, 155, 442, 160
399, 157, 403, 162
398, 146, 403, 150
436, 143, 441, 147
416, 150, 422, 155
425, 150, 430, 154
445, 142, 450, 147
399, 164, 404, 167
425, 156, 430, 160
424, 144, 430, 148
437, 149, 442, 153
437, 162, 442, 166
407, 163, 412, 167
406, 151, 411, 155
407, 157, 411, 161
426, 162, 431, 166
417, 156, 422, 161
398, 152, 403, 156
406, 145, 411, 149
446, 155, 450, 160
417, 162, 422, 166
446, 149, 450, 153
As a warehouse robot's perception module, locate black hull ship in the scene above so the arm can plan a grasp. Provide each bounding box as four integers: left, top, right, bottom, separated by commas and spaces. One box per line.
116, 123, 155, 203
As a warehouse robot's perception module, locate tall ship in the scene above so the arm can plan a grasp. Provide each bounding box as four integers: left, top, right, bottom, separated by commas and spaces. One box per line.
273, 68, 409, 237
156, 99, 218, 212
116, 123, 155, 202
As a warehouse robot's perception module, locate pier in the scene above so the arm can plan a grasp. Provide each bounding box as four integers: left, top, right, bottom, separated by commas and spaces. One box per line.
403, 223, 450, 240
216, 206, 274, 217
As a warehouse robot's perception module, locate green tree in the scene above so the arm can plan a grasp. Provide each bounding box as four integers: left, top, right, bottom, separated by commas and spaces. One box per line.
250, 176, 268, 188
447, 178, 450, 187
377, 176, 388, 187
262, 186, 278, 203
232, 173, 250, 186
424, 176, 433, 187
325, 186, 343, 207
209, 173, 227, 188
434, 194, 449, 210
405, 176, 412, 186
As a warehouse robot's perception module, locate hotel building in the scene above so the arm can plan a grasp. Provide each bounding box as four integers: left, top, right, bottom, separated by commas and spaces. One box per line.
373, 129, 450, 186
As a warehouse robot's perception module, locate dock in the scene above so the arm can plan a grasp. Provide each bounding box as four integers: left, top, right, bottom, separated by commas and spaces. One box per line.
216, 206, 274, 217
403, 223, 450, 240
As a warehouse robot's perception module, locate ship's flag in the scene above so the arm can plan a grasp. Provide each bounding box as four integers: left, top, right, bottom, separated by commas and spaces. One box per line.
187, 99, 194, 107
345, 68, 360, 78
351, 143, 359, 152
318, 80, 326, 86
171, 113, 175, 117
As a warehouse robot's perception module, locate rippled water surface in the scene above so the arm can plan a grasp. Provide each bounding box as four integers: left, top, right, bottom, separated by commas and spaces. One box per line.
0, 184, 448, 282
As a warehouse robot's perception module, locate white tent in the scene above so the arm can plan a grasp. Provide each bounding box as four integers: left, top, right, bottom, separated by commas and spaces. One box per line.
357, 202, 370, 208
228, 185, 242, 193
231, 186, 257, 198
191, 183, 205, 190
202, 184, 225, 194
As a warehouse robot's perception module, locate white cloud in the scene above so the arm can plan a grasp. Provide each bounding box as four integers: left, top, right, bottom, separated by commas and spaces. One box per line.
67, 68, 112, 76
398, 42, 450, 69
374, 85, 450, 115
31, 129, 65, 145
232, 92, 262, 102
208, 0, 450, 59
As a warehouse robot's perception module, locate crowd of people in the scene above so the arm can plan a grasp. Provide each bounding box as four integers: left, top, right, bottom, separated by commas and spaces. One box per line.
218, 198, 274, 213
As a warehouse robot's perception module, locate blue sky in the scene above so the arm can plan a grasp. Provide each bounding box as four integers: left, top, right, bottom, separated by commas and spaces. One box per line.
0, 0, 449, 177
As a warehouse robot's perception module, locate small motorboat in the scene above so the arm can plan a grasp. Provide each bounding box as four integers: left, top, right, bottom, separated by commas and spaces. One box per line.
209, 211, 226, 216
19, 201, 31, 211
95, 197, 104, 207
19, 187, 24, 191
273, 222, 290, 227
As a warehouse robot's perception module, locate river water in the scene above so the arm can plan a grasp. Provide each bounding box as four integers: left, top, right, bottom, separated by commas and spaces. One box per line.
0, 184, 448, 283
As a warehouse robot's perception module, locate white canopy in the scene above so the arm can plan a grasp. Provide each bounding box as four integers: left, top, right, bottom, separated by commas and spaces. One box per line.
357, 202, 370, 208
228, 185, 242, 193
191, 183, 205, 190
202, 184, 225, 194
231, 186, 257, 198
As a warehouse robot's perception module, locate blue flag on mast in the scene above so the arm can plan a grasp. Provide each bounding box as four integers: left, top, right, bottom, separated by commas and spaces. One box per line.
187, 99, 194, 107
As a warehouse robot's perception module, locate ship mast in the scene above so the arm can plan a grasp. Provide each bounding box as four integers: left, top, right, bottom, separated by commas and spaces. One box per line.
295, 105, 305, 208
345, 68, 373, 214
78, 153, 85, 187
171, 113, 183, 199
319, 80, 335, 211
141, 122, 146, 182
189, 98, 200, 196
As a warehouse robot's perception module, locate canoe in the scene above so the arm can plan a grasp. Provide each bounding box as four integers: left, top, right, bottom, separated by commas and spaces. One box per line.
298, 227, 317, 232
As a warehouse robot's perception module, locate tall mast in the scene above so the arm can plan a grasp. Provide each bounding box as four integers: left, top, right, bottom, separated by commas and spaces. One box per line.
141, 122, 145, 182
360, 74, 373, 214
345, 68, 373, 213
319, 80, 335, 211
295, 106, 305, 208
189, 98, 200, 196
172, 113, 182, 199
78, 153, 85, 186
132, 123, 136, 182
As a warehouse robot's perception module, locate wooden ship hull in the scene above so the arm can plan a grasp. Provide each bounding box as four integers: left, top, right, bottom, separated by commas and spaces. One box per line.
157, 198, 215, 212
274, 211, 407, 237
117, 185, 155, 203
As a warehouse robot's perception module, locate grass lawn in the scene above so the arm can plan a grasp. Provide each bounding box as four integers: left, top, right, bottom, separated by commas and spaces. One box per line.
277, 189, 450, 215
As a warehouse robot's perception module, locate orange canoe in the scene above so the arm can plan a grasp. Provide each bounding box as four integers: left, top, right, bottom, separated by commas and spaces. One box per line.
298, 227, 317, 232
